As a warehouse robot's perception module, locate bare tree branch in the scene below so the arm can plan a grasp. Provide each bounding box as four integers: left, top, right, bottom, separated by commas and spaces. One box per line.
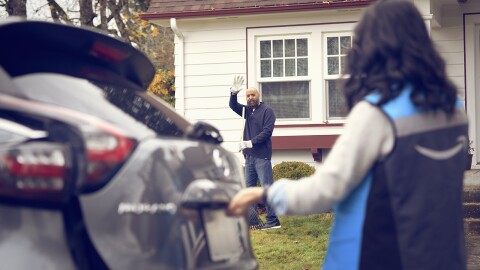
107, 0, 128, 39
47, 0, 70, 22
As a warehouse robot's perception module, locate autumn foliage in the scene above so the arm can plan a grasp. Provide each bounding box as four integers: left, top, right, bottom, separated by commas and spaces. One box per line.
148, 69, 175, 106
1, 1, 176, 107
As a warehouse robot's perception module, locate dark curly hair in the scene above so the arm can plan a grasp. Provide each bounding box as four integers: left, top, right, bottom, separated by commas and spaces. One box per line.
343, 0, 457, 115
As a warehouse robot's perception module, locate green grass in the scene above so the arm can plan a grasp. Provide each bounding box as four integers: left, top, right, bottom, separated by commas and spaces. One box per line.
250, 213, 333, 270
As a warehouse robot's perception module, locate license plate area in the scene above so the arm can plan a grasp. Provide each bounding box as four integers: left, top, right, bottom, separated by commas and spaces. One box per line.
202, 209, 244, 262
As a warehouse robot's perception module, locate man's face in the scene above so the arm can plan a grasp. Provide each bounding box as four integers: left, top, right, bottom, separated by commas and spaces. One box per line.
246, 88, 260, 109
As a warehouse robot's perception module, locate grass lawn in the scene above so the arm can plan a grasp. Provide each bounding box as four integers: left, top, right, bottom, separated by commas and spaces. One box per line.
250, 213, 333, 270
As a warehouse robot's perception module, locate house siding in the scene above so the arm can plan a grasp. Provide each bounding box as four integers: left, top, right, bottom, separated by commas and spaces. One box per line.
432, 25, 465, 98
174, 22, 248, 158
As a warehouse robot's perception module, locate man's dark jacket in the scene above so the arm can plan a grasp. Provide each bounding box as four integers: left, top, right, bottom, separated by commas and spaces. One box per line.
229, 94, 275, 159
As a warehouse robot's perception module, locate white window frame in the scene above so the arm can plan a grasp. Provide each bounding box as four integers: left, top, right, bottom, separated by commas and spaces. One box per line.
323, 32, 353, 123
247, 23, 356, 125
256, 34, 312, 121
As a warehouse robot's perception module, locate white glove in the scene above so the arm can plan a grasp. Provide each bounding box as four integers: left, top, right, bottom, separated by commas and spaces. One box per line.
238, 140, 253, 151
230, 75, 244, 95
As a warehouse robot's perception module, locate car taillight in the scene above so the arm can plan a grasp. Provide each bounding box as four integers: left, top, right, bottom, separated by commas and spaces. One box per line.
80, 123, 135, 190
0, 95, 136, 199
0, 142, 70, 202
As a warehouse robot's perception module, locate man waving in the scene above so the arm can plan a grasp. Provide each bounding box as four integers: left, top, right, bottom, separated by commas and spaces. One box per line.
229, 76, 281, 230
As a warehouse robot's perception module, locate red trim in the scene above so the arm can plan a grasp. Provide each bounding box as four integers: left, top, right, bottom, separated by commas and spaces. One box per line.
140, 1, 374, 20
275, 123, 343, 128
272, 135, 339, 150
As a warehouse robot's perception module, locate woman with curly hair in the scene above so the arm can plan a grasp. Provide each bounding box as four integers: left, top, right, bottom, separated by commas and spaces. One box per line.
227, 0, 468, 269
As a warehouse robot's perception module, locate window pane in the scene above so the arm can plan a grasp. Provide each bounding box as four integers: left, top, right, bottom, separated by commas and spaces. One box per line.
285, 39, 295, 57
261, 81, 310, 119
261, 60, 271, 77
297, 39, 308, 57
260, 40, 271, 58
328, 57, 339, 75
273, 59, 284, 77
273, 40, 283, 58
327, 80, 348, 118
297, 58, 308, 76
327, 37, 339, 55
285, 59, 295, 76
340, 36, 351, 54
340, 56, 347, 74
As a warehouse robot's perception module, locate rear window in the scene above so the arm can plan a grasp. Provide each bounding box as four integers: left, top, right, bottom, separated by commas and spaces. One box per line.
12, 73, 185, 138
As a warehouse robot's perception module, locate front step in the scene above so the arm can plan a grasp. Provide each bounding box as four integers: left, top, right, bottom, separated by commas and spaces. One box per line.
463, 175, 480, 269
464, 203, 480, 219
464, 185, 480, 235
466, 234, 480, 270
465, 186, 480, 203
464, 185, 480, 221
465, 218, 480, 234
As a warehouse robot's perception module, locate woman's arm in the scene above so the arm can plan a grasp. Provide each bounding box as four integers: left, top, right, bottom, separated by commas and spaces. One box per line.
269, 101, 394, 215
227, 101, 395, 217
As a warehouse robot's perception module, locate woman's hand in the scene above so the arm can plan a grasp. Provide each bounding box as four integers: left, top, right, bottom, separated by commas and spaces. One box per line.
226, 187, 263, 216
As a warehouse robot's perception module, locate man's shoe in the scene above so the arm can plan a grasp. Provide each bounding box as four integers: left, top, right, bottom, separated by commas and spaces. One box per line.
249, 224, 264, 231
261, 220, 281, 230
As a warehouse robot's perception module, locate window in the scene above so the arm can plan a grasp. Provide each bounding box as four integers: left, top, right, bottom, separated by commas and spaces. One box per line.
259, 38, 308, 78
258, 36, 310, 120
248, 24, 355, 125
324, 34, 352, 120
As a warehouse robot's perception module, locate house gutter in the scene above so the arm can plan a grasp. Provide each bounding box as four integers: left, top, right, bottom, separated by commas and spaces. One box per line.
170, 18, 185, 117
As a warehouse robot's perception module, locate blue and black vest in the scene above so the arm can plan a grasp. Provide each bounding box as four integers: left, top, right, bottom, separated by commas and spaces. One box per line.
323, 86, 468, 270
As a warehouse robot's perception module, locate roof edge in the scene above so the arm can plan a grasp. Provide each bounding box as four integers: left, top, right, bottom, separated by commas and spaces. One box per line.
140, 1, 374, 20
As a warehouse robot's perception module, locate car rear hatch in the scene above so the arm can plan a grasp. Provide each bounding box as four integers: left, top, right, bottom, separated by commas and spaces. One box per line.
79, 136, 257, 269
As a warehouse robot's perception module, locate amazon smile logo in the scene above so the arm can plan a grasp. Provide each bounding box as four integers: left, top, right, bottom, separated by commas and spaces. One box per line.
414, 135, 467, 160
118, 202, 177, 215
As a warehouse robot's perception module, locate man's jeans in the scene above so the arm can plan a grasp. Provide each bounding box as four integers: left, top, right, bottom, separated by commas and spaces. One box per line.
244, 155, 279, 225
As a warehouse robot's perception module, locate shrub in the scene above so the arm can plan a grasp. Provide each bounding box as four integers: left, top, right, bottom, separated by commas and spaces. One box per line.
273, 161, 315, 181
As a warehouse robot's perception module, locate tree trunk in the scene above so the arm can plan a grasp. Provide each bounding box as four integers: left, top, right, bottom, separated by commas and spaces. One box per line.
98, 0, 107, 30
79, 0, 95, 26
6, 0, 26, 17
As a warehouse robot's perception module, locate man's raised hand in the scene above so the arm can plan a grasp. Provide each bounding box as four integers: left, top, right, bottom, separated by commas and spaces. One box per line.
230, 75, 244, 95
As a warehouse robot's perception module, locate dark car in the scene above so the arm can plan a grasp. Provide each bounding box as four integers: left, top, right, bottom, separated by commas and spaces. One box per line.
0, 18, 257, 270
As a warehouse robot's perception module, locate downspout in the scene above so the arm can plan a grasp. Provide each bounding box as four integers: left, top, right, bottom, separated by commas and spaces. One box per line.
170, 18, 185, 117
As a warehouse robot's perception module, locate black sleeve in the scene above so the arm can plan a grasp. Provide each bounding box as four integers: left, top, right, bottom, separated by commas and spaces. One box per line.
229, 94, 245, 118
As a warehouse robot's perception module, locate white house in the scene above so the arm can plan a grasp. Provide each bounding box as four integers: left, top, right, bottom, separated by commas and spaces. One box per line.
142, 0, 480, 169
